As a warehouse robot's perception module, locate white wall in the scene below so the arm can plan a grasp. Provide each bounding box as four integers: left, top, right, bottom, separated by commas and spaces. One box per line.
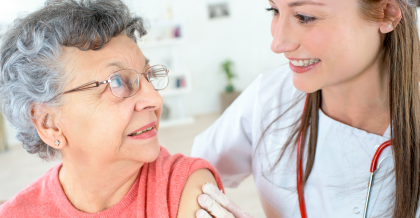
0, 0, 46, 23
2, 1, 420, 146
0, 0, 48, 146
125, 0, 287, 115
0, 0, 287, 145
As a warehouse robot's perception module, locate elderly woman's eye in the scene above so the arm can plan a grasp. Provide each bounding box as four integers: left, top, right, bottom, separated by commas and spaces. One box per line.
294, 14, 316, 24
110, 75, 124, 88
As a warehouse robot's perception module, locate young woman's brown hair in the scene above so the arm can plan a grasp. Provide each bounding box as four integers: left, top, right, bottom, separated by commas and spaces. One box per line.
265, 0, 420, 217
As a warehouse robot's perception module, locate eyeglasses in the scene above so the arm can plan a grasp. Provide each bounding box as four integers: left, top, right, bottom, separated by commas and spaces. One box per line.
61, 65, 169, 98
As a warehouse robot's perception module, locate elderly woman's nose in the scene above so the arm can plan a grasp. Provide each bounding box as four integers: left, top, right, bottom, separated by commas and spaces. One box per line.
133, 80, 163, 111
271, 19, 299, 54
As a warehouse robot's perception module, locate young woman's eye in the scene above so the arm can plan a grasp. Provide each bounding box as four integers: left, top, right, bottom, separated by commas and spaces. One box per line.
294, 14, 316, 24
266, 7, 279, 16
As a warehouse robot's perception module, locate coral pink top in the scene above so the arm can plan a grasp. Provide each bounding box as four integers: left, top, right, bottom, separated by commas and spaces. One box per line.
0, 146, 224, 218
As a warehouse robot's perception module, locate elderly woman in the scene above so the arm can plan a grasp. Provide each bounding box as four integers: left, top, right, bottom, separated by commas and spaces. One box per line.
0, 0, 223, 217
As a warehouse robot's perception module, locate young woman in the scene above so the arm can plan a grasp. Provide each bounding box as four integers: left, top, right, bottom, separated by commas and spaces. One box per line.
192, 0, 420, 217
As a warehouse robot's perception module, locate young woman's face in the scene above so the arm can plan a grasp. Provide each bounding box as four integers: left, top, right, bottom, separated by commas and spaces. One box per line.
269, 0, 384, 92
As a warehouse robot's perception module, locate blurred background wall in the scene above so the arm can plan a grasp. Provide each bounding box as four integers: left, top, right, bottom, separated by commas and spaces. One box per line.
2, 1, 420, 146
0, 0, 289, 146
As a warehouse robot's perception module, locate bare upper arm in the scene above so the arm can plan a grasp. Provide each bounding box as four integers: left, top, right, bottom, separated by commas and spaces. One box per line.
177, 169, 218, 218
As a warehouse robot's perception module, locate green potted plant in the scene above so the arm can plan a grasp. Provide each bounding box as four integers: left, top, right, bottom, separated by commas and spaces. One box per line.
220, 60, 241, 112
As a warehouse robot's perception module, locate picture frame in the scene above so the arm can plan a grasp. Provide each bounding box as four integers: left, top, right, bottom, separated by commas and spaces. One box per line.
208, 2, 230, 19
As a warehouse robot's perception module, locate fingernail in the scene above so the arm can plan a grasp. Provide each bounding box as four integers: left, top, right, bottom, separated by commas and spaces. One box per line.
196, 210, 206, 218
198, 194, 208, 205
203, 183, 218, 194
202, 183, 212, 194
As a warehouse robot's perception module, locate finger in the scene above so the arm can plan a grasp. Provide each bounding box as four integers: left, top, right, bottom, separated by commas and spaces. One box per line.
202, 183, 254, 218
198, 194, 235, 218
202, 183, 229, 206
196, 209, 213, 218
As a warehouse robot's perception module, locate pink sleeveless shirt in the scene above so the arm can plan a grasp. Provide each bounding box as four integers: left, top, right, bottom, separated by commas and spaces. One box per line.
0, 146, 224, 218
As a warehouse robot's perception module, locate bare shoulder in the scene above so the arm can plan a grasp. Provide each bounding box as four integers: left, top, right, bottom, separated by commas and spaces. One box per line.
177, 168, 218, 218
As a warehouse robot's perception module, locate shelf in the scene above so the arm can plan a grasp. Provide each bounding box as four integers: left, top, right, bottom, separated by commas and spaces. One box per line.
159, 88, 191, 97
167, 70, 189, 76
158, 70, 191, 97
138, 19, 186, 49
149, 19, 185, 27
159, 117, 195, 128
136, 19, 191, 128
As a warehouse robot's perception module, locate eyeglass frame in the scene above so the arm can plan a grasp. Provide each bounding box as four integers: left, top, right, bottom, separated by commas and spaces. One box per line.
59, 64, 169, 98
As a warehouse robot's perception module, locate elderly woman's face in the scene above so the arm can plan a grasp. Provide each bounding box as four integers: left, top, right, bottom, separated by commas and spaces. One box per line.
269, 0, 386, 93
59, 35, 163, 164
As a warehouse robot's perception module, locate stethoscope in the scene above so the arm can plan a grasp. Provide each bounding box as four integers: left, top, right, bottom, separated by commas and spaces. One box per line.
296, 94, 392, 218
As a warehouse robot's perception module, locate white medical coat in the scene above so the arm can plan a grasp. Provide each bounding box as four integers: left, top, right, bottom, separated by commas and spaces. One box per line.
191, 65, 418, 217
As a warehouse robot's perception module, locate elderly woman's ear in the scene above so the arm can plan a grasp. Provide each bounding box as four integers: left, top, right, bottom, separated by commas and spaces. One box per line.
31, 103, 66, 150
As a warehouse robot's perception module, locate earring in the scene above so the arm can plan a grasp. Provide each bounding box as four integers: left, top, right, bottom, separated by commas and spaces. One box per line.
55, 140, 60, 146
388, 24, 392, 29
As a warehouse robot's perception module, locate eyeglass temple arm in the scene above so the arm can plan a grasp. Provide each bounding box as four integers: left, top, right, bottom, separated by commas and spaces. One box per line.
63, 80, 109, 94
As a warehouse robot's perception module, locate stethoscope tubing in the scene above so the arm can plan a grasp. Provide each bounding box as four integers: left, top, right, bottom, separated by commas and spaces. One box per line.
363, 140, 392, 218
363, 173, 375, 218
297, 94, 309, 218
297, 94, 392, 218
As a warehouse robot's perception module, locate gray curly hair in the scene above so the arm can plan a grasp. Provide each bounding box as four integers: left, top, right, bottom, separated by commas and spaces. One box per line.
0, 0, 148, 160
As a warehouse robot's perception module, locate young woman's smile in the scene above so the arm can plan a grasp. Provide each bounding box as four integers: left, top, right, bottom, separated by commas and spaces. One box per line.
287, 56, 321, 73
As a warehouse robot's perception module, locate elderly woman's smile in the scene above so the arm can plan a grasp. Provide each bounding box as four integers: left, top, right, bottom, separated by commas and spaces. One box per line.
127, 121, 157, 138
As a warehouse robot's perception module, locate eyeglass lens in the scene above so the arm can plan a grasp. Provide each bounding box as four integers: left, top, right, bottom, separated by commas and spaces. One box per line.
147, 65, 169, 91
108, 65, 169, 98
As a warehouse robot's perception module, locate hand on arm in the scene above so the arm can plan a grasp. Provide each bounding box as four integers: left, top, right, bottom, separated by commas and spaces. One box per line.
196, 183, 254, 218
178, 169, 232, 218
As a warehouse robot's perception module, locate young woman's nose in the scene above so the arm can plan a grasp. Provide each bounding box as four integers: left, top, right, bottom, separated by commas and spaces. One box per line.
133, 78, 163, 112
270, 17, 300, 54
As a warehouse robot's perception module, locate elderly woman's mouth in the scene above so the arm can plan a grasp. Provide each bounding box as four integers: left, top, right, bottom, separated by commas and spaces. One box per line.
128, 121, 158, 138
128, 127, 154, 136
